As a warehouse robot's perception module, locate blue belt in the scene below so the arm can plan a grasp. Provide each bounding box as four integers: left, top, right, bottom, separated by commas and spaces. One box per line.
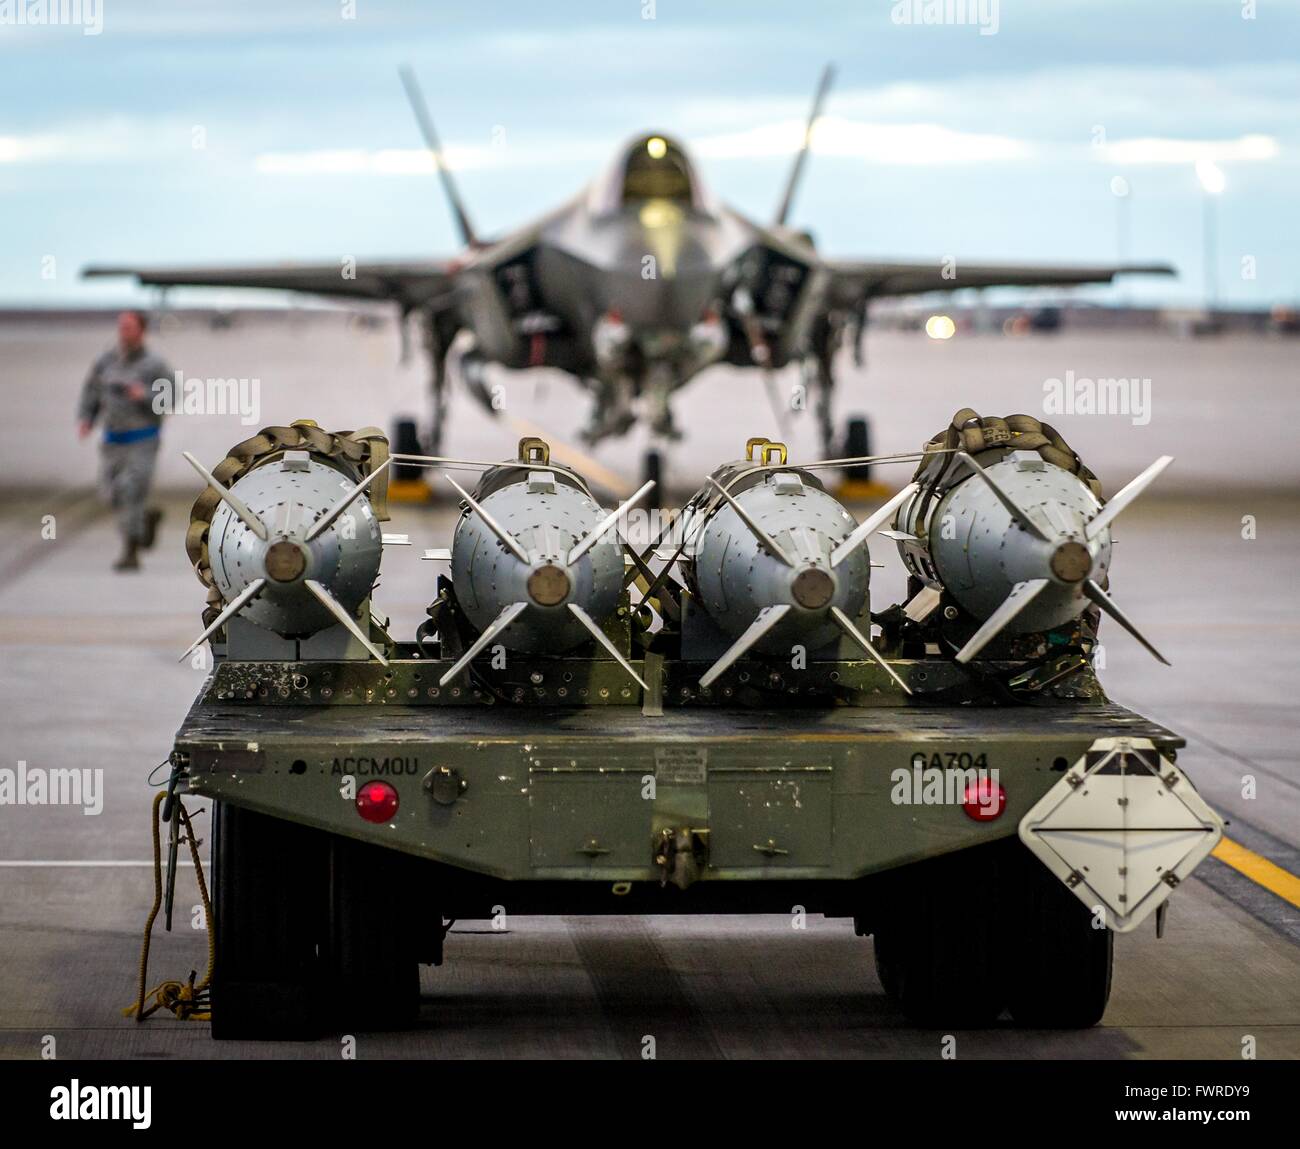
103, 426, 160, 445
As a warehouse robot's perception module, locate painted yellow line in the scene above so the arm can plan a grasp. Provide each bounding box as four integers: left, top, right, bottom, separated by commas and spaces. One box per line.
1211, 837, 1300, 909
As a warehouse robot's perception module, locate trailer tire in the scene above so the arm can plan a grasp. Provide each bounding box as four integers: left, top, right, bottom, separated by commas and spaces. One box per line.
872, 843, 1006, 1028
326, 835, 422, 1031
1002, 844, 1113, 1028
210, 801, 330, 1040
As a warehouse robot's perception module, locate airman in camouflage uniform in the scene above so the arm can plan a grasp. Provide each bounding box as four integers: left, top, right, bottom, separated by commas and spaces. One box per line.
77, 311, 172, 571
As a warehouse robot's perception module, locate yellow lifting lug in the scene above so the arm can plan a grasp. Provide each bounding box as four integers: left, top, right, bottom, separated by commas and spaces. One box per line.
746, 438, 788, 465
517, 436, 551, 465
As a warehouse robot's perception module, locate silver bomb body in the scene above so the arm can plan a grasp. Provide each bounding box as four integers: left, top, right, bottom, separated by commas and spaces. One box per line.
689, 468, 870, 654
207, 455, 382, 637
450, 469, 624, 652
897, 450, 1112, 634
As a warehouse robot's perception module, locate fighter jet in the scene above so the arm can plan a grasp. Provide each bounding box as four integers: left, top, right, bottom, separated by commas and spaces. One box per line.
85, 65, 1172, 486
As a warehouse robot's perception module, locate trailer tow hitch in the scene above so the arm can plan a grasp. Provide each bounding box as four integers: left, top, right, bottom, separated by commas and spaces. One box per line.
161, 752, 187, 931
654, 828, 710, 890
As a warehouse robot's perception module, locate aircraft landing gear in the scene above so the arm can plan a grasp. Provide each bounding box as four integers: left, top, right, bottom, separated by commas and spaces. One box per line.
833, 414, 888, 499
460, 346, 495, 417
387, 417, 433, 503
392, 418, 423, 473
579, 375, 637, 445
644, 363, 684, 443
422, 310, 453, 458
642, 449, 663, 500
844, 414, 869, 461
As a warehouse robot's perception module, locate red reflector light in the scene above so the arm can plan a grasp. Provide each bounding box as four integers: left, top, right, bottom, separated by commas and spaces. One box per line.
961, 778, 1006, 822
356, 780, 399, 823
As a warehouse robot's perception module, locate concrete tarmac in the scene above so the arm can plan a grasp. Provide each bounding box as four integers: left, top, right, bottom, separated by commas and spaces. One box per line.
0, 312, 1296, 1059
3, 309, 1299, 495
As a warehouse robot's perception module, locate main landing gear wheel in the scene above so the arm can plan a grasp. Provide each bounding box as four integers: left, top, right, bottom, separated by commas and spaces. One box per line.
843, 415, 869, 459
390, 417, 433, 503
642, 450, 663, 500
392, 418, 423, 480
835, 414, 889, 498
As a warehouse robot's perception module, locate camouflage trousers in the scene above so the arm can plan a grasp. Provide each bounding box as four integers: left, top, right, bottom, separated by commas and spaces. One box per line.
99, 437, 160, 543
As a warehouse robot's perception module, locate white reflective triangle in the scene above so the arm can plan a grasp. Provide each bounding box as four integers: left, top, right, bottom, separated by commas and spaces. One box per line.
1032, 775, 1211, 833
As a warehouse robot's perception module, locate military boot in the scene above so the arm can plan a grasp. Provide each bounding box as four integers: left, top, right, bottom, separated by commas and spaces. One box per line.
142, 508, 163, 550
113, 541, 141, 572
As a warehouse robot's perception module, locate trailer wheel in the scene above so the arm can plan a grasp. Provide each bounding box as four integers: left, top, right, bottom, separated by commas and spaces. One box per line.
326, 835, 422, 1031
1002, 844, 1113, 1028
210, 801, 330, 1040
871, 843, 1006, 1027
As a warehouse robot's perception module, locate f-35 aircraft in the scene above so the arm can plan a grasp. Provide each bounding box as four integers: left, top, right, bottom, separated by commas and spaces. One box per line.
86, 66, 1172, 484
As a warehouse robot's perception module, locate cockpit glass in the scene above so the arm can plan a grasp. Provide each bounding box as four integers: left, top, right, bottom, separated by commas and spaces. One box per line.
622, 136, 694, 204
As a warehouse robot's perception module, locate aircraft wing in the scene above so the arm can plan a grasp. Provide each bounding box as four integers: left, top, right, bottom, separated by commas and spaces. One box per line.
82, 258, 460, 310
825, 259, 1175, 308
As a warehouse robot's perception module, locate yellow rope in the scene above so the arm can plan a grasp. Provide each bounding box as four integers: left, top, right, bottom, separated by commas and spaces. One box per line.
123, 791, 215, 1022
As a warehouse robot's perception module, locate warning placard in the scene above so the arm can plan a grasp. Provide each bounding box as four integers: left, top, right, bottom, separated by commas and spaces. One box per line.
654, 745, 708, 785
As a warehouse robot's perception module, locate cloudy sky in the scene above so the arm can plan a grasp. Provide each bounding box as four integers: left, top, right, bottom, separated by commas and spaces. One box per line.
1, 0, 1296, 307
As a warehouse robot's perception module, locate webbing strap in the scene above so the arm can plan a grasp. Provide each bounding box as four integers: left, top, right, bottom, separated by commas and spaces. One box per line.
185, 420, 390, 628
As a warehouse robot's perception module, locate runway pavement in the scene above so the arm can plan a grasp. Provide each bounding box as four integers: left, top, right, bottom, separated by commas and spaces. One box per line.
3, 309, 1300, 497
0, 478, 1296, 1059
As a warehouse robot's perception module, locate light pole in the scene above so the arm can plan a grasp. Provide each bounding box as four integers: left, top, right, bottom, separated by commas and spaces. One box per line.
1195, 159, 1226, 315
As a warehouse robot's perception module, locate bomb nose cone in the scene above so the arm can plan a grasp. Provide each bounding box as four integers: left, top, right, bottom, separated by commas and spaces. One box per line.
264, 539, 309, 584
527, 562, 572, 606
1049, 539, 1092, 584
791, 566, 835, 610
